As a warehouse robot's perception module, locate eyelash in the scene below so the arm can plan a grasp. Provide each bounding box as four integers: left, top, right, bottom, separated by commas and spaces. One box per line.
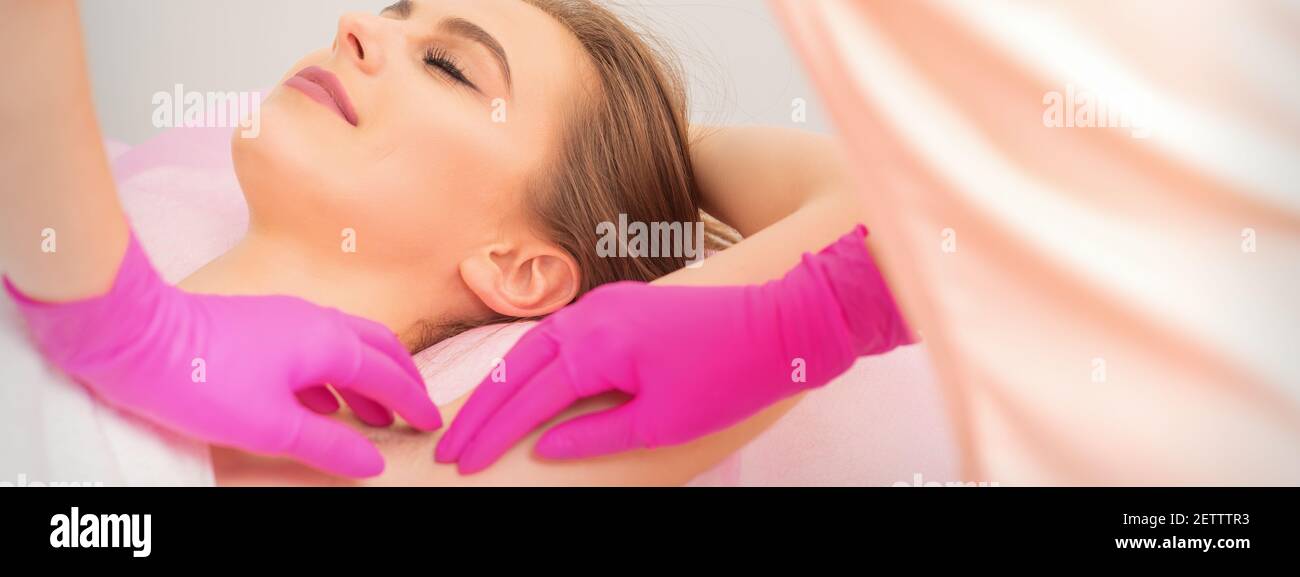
423, 47, 474, 89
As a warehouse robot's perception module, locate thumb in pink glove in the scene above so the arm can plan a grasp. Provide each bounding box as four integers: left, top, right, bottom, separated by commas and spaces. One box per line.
4, 233, 441, 478
435, 224, 913, 474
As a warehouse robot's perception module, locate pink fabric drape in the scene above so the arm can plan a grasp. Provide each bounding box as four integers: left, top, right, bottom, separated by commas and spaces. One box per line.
772, 0, 1300, 485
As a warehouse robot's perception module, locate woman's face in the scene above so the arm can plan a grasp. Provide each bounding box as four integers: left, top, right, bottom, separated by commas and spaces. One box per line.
234, 0, 586, 265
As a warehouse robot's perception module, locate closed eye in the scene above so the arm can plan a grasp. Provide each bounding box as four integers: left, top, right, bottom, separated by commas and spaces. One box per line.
423, 47, 479, 92
381, 0, 511, 98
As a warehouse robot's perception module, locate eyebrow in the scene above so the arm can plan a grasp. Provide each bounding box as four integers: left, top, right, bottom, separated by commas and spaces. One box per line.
382, 0, 513, 96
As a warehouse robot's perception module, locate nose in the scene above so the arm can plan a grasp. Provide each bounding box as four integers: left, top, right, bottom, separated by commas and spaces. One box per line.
335, 12, 388, 75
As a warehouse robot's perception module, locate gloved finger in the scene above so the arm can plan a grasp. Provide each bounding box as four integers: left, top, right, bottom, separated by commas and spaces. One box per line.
535, 403, 643, 460
338, 345, 441, 431
435, 329, 557, 463
456, 362, 581, 475
337, 388, 395, 427
296, 386, 340, 414
341, 314, 425, 386
282, 409, 386, 478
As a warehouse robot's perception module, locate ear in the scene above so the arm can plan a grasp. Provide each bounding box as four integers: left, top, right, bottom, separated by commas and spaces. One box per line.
459, 242, 580, 318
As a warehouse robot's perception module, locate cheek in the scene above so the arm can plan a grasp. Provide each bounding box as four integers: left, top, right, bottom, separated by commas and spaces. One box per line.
367, 108, 533, 246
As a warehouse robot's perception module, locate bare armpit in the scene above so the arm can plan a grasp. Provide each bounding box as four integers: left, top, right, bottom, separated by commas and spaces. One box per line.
212, 389, 805, 486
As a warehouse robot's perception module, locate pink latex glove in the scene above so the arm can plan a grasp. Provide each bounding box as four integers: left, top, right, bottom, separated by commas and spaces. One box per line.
436, 224, 913, 474
3, 233, 441, 477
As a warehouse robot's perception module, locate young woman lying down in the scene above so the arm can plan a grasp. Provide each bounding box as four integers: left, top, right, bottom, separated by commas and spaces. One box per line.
7, 0, 868, 485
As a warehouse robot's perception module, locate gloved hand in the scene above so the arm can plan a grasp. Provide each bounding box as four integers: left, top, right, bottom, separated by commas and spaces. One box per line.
4, 233, 441, 478
436, 224, 913, 474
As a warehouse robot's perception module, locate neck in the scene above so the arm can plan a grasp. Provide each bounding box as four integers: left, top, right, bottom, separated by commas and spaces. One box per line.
179, 227, 470, 350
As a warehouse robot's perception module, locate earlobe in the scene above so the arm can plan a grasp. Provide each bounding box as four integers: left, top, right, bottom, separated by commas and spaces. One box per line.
459, 244, 580, 319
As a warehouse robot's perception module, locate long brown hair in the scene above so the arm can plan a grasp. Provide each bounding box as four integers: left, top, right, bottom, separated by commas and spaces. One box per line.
524, 0, 711, 293
407, 0, 736, 351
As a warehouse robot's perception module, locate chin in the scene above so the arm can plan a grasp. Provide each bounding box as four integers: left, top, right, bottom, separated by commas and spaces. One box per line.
231, 94, 347, 227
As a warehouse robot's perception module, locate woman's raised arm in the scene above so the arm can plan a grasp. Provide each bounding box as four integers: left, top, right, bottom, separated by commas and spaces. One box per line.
657, 125, 874, 287
0, 0, 129, 300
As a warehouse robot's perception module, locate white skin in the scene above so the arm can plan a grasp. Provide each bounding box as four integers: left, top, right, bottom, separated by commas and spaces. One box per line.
1, 0, 877, 485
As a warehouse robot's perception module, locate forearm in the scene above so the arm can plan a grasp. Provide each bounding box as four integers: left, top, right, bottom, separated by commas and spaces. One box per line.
659, 126, 866, 286
690, 126, 855, 232
658, 192, 866, 286
0, 0, 128, 301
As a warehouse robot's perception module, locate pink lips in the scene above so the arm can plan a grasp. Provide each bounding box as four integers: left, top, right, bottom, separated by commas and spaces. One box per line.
285, 66, 358, 126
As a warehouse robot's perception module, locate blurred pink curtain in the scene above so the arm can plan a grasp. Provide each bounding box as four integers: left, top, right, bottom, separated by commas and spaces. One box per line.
772, 0, 1300, 484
